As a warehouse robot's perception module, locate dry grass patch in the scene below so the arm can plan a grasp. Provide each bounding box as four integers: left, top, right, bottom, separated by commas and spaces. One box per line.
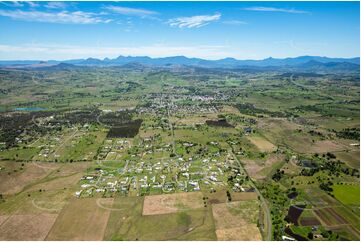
232, 192, 258, 201
244, 154, 285, 180
334, 150, 360, 169
216, 224, 262, 241
142, 192, 204, 215
0, 213, 57, 240
30, 173, 82, 192
0, 215, 9, 226
0, 162, 60, 195
174, 113, 219, 126
247, 135, 277, 152
307, 140, 346, 153
46, 198, 113, 241
211, 200, 261, 240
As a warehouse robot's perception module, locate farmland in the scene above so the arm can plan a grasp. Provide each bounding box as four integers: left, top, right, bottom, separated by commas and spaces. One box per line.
0, 62, 359, 241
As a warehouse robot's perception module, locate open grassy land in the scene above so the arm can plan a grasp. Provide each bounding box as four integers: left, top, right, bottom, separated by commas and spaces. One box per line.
332, 184, 360, 205
0, 64, 359, 240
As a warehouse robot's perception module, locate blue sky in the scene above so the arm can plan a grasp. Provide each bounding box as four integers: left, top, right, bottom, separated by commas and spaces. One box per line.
0, 1, 359, 60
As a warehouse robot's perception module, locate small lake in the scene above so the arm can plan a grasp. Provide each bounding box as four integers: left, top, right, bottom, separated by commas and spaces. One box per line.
14, 107, 46, 111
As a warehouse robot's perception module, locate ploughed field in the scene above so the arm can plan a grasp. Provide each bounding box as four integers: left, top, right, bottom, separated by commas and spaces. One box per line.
0, 65, 359, 240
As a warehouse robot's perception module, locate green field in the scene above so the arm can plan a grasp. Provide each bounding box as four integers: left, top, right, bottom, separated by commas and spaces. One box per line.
333, 184, 360, 205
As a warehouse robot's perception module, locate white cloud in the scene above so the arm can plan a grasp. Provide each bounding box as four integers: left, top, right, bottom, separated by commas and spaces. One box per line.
26, 2, 39, 8
243, 7, 309, 14
0, 1, 38, 7
0, 1, 23, 7
223, 20, 247, 25
104, 5, 158, 17
168, 13, 221, 28
45, 2, 68, 9
0, 43, 232, 60
0, 9, 112, 24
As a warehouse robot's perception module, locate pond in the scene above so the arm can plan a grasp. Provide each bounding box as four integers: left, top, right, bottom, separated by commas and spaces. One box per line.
285, 227, 308, 241
14, 107, 46, 111
286, 204, 306, 225
206, 119, 234, 128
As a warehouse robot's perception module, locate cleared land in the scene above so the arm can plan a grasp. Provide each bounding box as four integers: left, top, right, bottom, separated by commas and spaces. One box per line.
46, 198, 113, 241
0, 213, 58, 240
0, 162, 60, 194
333, 184, 360, 205
247, 135, 277, 152
104, 195, 216, 241
142, 192, 204, 215
211, 200, 262, 240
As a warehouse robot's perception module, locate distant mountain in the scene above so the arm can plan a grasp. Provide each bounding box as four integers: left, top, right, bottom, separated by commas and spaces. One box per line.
0, 55, 359, 70
33, 63, 81, 71
296, 60, 360, 71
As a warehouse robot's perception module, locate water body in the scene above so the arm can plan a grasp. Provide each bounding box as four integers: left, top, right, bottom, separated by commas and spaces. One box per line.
14, 107, 46, 111
285, 227, 308, 241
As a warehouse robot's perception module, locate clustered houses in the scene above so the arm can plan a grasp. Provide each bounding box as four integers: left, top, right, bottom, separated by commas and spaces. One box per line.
136, 93, 225, 115
75, 136, 254, 198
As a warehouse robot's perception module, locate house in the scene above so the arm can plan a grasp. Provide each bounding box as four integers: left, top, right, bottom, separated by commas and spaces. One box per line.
75, 190, 82, 197
210, 176, 217, 182
189, 181, 198, 186
244, 127, 252, 134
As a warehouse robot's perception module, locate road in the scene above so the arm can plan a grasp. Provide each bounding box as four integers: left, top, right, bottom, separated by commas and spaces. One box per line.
229, 147, 272, 241
53, 128, 79, 157
164, 95, 176, 154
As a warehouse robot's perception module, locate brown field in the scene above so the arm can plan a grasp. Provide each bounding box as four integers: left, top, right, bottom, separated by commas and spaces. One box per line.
231, 192, 258, 201
221, 105, 241, 115
46, 198, 113, 240
172, 113, 219, 126
257, 118, 347, 154
142, 192, 204, 215
52, 162, 91, 176
257, 118, 300, 132
300, 217, 321, 226
22, 162, 90, 192
314, 207, 348, 226
29, 173, 83, 192
216, 225, 262, 241
0, 215, 9, 226
335, 150, 360, 169
0, 213, 58, 240
211, 200, 261, 240
212, 202, 253, 229
244, 154, 285, 180
247, 136, 277, 152
307, 140, 346, 153
304, 188, 339, 207
0, 162, 61, 195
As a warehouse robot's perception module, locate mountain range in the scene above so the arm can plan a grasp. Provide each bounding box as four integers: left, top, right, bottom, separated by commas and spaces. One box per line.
0, 55, 359, 71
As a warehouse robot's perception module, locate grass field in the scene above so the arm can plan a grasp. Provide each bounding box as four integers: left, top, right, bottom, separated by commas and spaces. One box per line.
0, 161, 61, 195
246, 135, 277, 153
212, 200, 262, 240
142, 192, 204, 215
333, 184, 360, 205
46, 198, 113, 240
104, 195, 216, 240
0, 213, 58, 240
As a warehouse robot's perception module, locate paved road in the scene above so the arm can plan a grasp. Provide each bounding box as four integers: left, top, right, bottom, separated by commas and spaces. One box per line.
229, 147, 272, 241
166, 97, 176, 154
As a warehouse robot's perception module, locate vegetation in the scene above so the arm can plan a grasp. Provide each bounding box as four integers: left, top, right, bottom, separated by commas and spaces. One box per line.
0, 64, 359, 241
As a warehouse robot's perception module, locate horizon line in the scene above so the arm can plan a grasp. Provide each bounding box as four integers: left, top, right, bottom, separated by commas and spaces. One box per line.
0, 54, 359, 62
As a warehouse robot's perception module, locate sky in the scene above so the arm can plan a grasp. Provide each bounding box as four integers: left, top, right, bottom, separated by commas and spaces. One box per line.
0, 1, 359, 60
